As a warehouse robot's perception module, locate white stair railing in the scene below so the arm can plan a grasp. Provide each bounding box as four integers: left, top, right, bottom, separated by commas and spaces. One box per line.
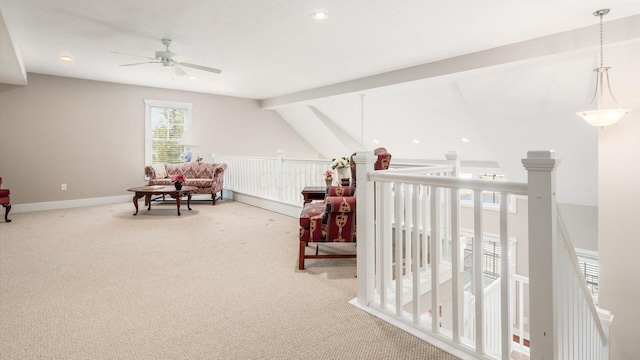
217, 152, 330, 205
354, 150, 528, 359
353, 150, 612, 360
555, 209, 611, 359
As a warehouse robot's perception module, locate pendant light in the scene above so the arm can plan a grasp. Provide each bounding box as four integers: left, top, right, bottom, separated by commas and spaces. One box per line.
576, 9, 629, 127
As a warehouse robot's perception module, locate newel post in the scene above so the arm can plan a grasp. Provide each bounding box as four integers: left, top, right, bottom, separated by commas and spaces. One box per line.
354, 150, 376, 306
521, 150, 561, 360
445, 150, 461, 176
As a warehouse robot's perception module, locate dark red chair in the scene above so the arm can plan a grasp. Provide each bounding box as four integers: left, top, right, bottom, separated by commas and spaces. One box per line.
299, 186, 356, 270
349, 147, 392, 187
0, 177, 11, 222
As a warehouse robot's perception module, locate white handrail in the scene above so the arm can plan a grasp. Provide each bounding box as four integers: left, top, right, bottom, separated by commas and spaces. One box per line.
370, 172, 528, 195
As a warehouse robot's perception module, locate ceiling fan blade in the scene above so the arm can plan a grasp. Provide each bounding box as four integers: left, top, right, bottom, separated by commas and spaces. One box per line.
172, 54, 189, 62
110, 50, 155, 60
119, 61, 159, 67
173, 65, 187, 76
179, 62, 222, 74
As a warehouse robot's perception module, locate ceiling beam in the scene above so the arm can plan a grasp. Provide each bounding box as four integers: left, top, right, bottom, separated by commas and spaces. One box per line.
0, 1, 27, 86
261, 14, 640, 110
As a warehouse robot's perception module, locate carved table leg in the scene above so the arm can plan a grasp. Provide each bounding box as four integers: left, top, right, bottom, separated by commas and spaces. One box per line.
132, 193, 145, 215
176, 193, 182, 216
3, 204, 10, 222
187, 192, 192, 211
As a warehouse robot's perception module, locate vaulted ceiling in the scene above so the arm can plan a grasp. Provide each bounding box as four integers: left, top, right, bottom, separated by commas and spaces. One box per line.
2, 0, 639, 206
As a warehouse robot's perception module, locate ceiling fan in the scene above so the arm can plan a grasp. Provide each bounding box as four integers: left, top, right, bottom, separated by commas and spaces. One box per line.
111, 38, 222, 76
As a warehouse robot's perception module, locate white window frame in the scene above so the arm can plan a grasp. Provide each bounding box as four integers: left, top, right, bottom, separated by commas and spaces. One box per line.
458, 171, 518, 213
144, 99, 192, 165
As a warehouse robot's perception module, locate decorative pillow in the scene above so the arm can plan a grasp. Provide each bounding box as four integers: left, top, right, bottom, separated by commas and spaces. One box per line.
152, 164, 167, 179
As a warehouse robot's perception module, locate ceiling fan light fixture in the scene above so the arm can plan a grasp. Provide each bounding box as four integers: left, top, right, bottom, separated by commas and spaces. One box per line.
577, 9, 630, 128
112, 39, 222, 76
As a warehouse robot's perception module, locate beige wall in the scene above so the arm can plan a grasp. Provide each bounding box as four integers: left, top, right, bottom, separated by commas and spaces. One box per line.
0, 74, 318, 204
599, 116, 640, 359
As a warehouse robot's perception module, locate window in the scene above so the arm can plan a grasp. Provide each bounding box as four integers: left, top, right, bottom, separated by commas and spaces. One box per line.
463, 235, 501, 291
575, 249, 599, 303
461, 231, 516, 293
459, 172, 516, 212
144, 99, 192, 165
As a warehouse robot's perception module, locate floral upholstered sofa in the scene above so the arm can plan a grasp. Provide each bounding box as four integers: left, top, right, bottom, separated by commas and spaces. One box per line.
144, 162, 227, 205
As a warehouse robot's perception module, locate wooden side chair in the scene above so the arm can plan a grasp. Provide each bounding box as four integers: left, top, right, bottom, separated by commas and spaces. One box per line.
0, 177, 11, 222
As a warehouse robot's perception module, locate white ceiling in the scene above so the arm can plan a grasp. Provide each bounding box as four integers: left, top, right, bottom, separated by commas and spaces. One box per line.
2, 0, 640, 100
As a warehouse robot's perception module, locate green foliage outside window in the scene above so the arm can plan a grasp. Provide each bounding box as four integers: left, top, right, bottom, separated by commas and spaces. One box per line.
151, 107, 186, 164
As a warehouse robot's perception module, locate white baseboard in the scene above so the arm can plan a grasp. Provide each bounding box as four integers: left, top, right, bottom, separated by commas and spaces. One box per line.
226, 190, 301, 218
10, 191, 302, 219
11, 195, 131, 213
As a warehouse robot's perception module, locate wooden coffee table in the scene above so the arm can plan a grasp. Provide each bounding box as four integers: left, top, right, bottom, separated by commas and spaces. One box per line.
127, 185, 198, 216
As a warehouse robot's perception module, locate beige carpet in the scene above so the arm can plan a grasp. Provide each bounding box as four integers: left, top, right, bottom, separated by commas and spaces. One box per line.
0, 199, 459, 359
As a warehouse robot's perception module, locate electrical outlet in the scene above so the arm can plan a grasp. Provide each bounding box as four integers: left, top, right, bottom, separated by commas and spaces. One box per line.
61, 183, 67, 191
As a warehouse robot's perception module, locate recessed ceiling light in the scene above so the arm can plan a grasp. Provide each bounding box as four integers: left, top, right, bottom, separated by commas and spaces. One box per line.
188, 76, 198, 80
58, 56, 73, 62
413, 139, 420, 144
311, 11, 329, 20
461, 137, 470, 143
372, 139, 380, 144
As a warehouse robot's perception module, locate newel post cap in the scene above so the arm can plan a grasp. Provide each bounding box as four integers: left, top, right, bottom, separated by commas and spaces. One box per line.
522, 150, 561, 171
445, 150, 460, 160
352, 150, 376, 164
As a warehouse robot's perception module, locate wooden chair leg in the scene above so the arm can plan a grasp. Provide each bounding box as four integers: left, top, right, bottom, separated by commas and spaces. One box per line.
3, 204, 10, 223
299, 241, 306, 270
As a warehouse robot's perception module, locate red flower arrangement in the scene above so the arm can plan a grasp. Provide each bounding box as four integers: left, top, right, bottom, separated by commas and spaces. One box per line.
171, 173, 186, 183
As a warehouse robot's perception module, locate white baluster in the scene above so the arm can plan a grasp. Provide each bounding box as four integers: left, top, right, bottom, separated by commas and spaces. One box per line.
411, 184, 420, 324
430, 185, 440, 332
451, 187, 462, 344
473, 190, 485, 355
500, 192, 512, 360
395, 183, 404, 316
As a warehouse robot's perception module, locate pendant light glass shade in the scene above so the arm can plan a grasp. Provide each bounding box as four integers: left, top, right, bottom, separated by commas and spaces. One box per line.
577, 9, 630, 127
576, 67, 629, 127
577, 109, 629, 127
